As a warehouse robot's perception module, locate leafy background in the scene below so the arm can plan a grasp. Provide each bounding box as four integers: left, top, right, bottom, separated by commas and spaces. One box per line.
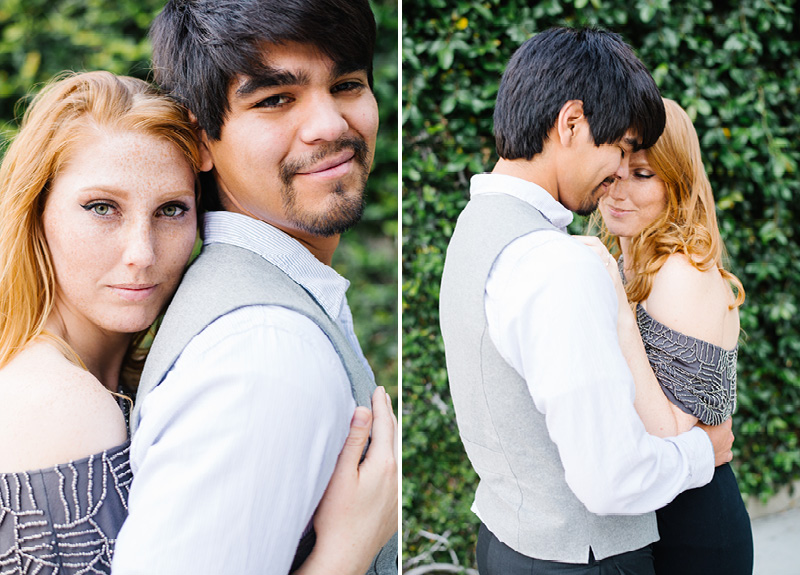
403, 0, 800, 570
0, 0, 398, 399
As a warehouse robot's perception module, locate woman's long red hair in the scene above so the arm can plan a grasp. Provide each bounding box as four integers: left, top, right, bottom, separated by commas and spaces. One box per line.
593, 98, 744, 308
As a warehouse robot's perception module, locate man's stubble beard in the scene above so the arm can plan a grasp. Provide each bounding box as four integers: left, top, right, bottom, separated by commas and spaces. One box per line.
574, 183, 603, 217
279, 137, 370, 237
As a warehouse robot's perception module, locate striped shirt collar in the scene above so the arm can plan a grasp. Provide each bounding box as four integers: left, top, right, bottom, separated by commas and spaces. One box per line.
203, 211, 349, 320
470, 173, 574, 231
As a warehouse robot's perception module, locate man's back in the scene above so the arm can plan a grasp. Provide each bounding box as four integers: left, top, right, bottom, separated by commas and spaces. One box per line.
440, 191, 658, 562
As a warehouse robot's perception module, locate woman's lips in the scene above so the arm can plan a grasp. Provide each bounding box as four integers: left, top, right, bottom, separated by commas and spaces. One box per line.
109, 284, 158, 302
605, 205, 631, 218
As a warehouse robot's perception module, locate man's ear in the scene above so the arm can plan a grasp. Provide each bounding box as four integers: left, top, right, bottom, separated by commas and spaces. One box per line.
188, 111, 214, 172
556, 100, 585, 148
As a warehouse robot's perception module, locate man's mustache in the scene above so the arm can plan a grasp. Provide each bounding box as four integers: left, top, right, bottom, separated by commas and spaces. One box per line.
279, 137, 370, 184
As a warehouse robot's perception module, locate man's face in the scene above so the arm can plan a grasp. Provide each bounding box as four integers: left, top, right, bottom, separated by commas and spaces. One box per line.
201, 42, 379, 241
561, 127, 638, 216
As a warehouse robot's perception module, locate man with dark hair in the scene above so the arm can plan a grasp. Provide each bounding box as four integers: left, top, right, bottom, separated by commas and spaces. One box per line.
111, 1, 397, 573
439, 28, 733, 574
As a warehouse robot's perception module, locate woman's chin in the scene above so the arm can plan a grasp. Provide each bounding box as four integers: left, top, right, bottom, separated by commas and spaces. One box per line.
602, 220, 633, 240
99, 314, 159, 336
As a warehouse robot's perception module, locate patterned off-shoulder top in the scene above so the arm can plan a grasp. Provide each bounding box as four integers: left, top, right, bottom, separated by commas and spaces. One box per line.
636, 304, 738, 425
0, 441, 131, 575
0, 385, 133, 575
619, 257, 738, 425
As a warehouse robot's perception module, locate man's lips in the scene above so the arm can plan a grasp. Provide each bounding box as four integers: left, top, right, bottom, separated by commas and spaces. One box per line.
109, 284, 158, 302
295, 150, 355, 179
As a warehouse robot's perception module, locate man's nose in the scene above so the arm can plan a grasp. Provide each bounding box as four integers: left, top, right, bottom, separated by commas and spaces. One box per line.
298, 95, 348, 144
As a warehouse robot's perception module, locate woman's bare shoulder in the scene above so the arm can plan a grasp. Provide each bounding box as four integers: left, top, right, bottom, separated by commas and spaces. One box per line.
645, 253, 739, 349
0, 341, 127, 473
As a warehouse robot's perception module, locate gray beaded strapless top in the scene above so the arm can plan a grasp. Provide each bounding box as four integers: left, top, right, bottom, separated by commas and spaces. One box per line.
0, 441, 131, 575
617, 256, 738, 425
636, 304, 738, 425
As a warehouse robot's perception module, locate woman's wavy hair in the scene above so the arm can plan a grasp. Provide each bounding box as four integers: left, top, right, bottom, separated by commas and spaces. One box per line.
0, 71, 201, 374
592, 98, 744, 308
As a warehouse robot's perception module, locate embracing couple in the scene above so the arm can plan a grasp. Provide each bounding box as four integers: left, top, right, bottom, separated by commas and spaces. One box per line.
0, 1, 397, 574
440, 28, 752, 574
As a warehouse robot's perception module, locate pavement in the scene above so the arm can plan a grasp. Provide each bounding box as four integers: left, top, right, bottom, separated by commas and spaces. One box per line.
752, 505, 800, 575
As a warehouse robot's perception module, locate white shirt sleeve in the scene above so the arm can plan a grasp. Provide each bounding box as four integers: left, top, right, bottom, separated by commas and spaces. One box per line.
485, 231, 714, 515
112, 306, 355, 575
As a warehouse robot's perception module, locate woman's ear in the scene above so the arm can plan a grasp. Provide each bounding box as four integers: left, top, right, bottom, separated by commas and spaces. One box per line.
556, 100, 586, 148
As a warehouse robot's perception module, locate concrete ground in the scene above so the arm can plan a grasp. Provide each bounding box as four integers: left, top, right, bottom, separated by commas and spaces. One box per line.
752, 505, 800, 575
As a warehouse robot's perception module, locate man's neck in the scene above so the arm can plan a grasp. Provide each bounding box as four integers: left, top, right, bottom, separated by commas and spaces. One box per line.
492, 156, 559, 204
216, 202, 340, 266
290, 233, 339, 267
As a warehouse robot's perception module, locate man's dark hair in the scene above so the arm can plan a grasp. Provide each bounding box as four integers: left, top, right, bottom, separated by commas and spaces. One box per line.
493, 27, 665, 160
150, 0, 376, 141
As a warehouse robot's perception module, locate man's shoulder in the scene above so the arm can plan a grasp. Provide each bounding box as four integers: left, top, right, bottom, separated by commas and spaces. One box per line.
165, 243, 303, 318
156, 302, 334, 370
136, 305, 347, 426
200, 305, 331, 345
161, 305, 351, 402
181, 242, 284, 290
500, 229, 601, 278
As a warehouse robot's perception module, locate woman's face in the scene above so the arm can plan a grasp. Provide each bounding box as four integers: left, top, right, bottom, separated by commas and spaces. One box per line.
43, 130, 197, 336
598, 149, 668, 238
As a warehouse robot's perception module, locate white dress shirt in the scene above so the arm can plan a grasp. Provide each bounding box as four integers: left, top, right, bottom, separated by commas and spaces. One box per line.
113, 211, 366, 575
475, 173, 714, 516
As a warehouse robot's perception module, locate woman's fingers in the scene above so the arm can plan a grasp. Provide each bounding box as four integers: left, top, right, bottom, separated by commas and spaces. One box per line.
364, 386, 397, 465
338, 406, 373, 471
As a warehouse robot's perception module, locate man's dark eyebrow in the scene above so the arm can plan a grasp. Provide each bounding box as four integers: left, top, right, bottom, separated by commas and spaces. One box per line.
332, 62, 368, 81
235, 68, 310, 97
234, 63, 367, 99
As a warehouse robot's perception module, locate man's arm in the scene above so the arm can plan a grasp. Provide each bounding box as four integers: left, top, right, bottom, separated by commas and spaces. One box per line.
113, 306, 354, 575
487, 234, 715, 515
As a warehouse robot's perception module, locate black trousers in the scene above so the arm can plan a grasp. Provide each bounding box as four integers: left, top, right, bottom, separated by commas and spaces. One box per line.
653, 463, 753, 575
477, 523, 655, 575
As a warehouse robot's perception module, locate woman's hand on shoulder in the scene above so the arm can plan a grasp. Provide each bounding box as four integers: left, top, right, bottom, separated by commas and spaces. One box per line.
294, 386, 398, 575
0, 341, 127, 473
646, 254, 738, 349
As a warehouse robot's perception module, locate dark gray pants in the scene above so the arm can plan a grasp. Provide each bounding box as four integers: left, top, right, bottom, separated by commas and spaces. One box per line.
477, 523, 655, 575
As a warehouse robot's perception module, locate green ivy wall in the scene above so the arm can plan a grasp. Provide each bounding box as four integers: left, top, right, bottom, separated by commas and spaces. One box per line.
402, 0, 800, 569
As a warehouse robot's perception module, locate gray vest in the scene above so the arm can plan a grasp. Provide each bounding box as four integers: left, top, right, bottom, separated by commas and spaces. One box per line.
133, 242, 397, 575
439, 193, 658, 563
